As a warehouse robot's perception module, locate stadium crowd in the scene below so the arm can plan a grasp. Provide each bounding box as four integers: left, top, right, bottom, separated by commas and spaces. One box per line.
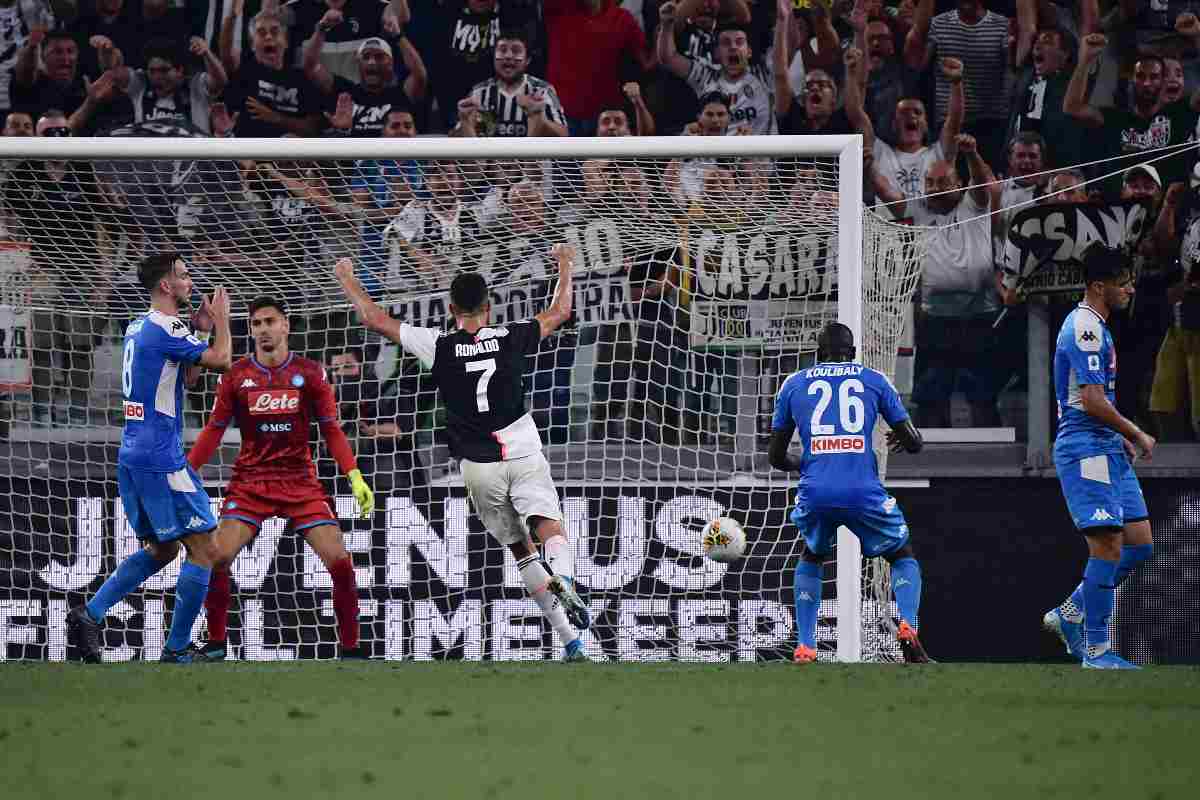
0, 0, 1198, 448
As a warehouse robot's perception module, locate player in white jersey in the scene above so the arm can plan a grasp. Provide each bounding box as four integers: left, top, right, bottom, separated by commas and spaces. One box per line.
657, 3, 775, 135
67, 253, 232, 663
334, 246, 592, 661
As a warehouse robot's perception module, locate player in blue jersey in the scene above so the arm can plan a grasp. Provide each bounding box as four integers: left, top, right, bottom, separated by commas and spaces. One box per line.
66, 253, 232, 663
1043, 244, 1155, 670
769, 323, 930, 664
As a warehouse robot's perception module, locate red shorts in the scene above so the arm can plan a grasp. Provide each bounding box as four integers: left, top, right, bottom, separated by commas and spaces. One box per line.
219, 477, 337, 534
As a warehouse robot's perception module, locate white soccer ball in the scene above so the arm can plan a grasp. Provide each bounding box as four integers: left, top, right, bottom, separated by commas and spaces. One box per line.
702, 516, 747, 563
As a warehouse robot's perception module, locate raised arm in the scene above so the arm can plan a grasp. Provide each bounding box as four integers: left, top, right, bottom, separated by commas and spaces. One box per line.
397, 34, 428, 102
192, 36, 228, 96
939, 57, 964, 157
302, 8, 339, 94
904, 0, 935, 71
68, 72, 117, 133
517, 89, 568, 137
774, 0, 794, 118
1064, 33, 1107, 128
843, 48, 869, 132
808, 3, 841, 70
1015, 0, 1037, 68
14, 27, 44, 88
533, 244, 575, 339
219, 0, 244, 75
656, 2, 692, 80
333, 257, 404, 342
625, 81, 655, 135
958, 134, 1001, 216
197, 286, 232, 372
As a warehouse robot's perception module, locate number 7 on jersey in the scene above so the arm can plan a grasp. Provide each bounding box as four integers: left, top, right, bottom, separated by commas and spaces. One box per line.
466, 358, 496, 412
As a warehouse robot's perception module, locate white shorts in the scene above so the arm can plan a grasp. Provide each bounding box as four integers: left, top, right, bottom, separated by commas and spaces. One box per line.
461, 452, 563, 547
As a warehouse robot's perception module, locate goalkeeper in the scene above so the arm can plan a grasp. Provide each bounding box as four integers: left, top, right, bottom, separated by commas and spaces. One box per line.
187, 297, 375, 660
769, 323, 931, 664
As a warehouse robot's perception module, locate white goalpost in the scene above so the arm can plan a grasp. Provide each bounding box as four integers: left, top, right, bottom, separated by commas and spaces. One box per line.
0, 133, 927, 663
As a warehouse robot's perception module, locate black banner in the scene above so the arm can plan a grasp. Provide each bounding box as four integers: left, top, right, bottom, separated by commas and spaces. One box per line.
1001, 200, 1151, 296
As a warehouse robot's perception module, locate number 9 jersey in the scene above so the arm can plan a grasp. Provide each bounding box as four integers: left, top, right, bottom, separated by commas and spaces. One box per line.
772, 361, 910, 510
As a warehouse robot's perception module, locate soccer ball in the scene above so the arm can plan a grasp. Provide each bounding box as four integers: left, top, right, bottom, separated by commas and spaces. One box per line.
702, 516, 746, 563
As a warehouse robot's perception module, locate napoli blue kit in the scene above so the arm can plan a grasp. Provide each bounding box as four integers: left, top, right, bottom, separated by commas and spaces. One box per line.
772, 362, 911, 557
116, 310, 216, 542
1053, 303, 1147, 530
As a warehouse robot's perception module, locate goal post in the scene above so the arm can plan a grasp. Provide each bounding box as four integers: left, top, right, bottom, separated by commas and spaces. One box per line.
0, 133, 925, 663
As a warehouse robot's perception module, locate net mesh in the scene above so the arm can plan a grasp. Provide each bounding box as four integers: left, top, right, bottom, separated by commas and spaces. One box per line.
0, 140, 928, 662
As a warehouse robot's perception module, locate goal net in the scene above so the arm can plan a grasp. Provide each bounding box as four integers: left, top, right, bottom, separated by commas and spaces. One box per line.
0, 131, 927, 662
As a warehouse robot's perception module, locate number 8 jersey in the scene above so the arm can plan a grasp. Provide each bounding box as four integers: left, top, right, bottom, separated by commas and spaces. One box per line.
772, 361, 910, 509
118, 309, 210, 471
398, 320, 544, 463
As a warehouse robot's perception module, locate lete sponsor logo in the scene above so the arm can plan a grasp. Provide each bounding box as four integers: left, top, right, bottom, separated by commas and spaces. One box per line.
810, 435, 866, 454
248, 389, 300, 415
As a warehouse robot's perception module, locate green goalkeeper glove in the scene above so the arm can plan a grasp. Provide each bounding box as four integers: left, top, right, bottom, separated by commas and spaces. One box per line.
347, 469, 374, 519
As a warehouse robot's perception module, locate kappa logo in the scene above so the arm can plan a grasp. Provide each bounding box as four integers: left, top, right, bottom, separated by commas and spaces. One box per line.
186, 516, 207, 529
798, 592, 813, 602
882, 497, 897, 513
1080, 330, 1098, 343
894, 577, 911, 588
170, 320, 187, 333
1091, 508, 1115, 522
240, 378, 257, 389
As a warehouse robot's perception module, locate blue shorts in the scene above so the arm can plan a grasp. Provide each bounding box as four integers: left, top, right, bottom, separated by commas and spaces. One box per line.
789, 497, 910, 558
1056, 452, 1148, 531
117, 465, 217, 543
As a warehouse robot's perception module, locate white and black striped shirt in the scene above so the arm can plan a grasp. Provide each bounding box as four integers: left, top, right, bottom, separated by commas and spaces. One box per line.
928, 10, 1009, 125
469, 74, 568, 137
686, 60, 776, 135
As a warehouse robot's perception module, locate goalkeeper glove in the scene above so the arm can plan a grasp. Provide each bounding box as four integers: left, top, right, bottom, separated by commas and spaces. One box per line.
347, 469, 374, 519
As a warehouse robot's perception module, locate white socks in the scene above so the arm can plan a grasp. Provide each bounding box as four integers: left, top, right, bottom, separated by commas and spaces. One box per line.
541, 533, 575, 581
518, 554, 576, 647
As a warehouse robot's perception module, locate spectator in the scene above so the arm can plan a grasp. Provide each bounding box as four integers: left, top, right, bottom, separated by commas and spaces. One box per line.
242, 148, 356, 275
76, 37, 227, 134
2, 110, 33, 136
220, 1, 323, 136
995, 131, 1050, 252
775, 1, 853, 138
1010, 26, 1082, 170
1065, 32, 1199, 189
663, 91, 766, 212
426, 0, 543, 131
582, 85, 653, 205
11, 29, 89, 124
871, 58, 963, 206
544, 0, 655, 136
658, 3, 775, 134
626, 246, 686, 444
455, 29, 568, 137
1163, 56, 1186, 103
69, 0, 143, 73
909, 133, 1005, 428
326, 344, 424, 484
1112, 2, 1200, 87
305, 25, 427, 136
285, 0, 407, 83
905, 0, 1011, 167
384, 160, 484, 292
3, 111, 110, 427
1042, 168, 1090, 204
1104, 163, 1170, 430
849, 0, 920, 146
0, 1, 57, 117
642, 0, 756, 134
1149, 244, 1200, 440
350, 106, 423, 294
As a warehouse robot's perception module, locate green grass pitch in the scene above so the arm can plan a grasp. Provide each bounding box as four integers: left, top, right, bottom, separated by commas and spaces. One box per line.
2, 662, 1198, 800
